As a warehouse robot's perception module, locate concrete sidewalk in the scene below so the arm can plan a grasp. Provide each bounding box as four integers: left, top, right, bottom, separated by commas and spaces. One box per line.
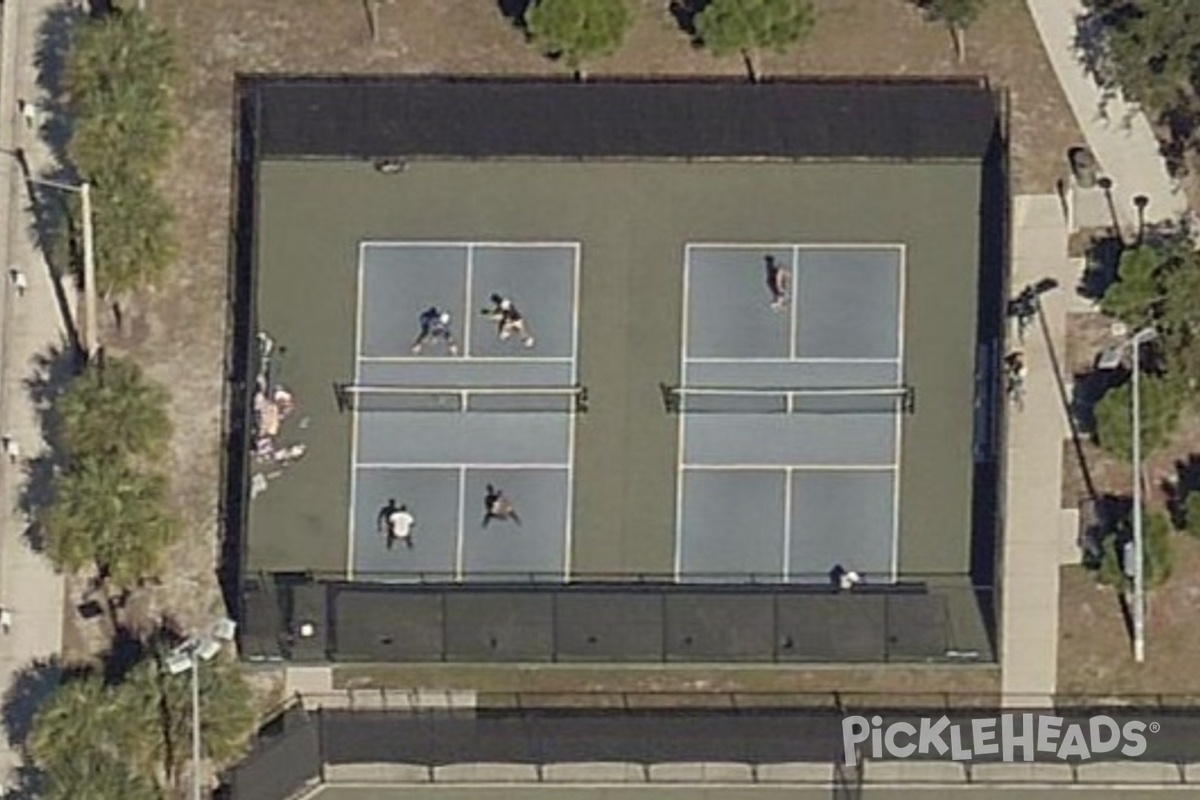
1000, 195, 1074, 706
1001, 0, 1196, 706
0, 0, 74, 788
1026, 0, 1189, 228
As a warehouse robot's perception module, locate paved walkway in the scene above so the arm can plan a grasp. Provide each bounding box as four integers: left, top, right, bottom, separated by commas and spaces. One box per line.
1000, 195, 1074, 707
0, 0, 73, 788
1002, 1, 1193, 705
1026, 0, 1189, 228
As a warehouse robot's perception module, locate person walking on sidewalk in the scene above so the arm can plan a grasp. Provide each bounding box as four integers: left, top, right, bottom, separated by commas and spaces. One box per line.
10, 269, 28, 297
1005, 351, 1027, 411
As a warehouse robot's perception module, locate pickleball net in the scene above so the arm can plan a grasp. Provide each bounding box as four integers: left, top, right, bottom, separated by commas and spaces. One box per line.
335, 383, 588, 413
660, 383, 914, 414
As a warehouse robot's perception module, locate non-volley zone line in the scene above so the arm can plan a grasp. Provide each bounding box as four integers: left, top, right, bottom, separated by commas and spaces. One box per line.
356, 462, 572, 471
681, 463, 899, 472
359, 355, 576, 364
685, 357, 901, 365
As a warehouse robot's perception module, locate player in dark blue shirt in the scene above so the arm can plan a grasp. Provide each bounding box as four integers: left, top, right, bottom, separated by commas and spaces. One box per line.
411, 307, 459, 355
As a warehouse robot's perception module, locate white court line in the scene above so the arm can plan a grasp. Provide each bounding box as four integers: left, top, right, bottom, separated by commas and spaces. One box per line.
890, 244, 909, 583
682, 463, 898, 472
358, 355, 576, 364
684, 357, 902, 365
357, 462, 571, 471
562, 243, 582, 580
687, 242, 906, 252
782, 466, 794, 582
346, 245, 368, 581
463, 244, 475, 357
455, 466, 467, 583
674, 245, 692, 582
360, 240, 581, 250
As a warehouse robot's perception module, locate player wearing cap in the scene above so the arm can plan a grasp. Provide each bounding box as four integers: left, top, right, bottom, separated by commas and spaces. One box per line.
411, 306, 460, 355
481, 293, 535, 348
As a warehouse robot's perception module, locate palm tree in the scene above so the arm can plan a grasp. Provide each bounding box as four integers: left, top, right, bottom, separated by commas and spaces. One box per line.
42, 454, 177, 600
29, 675, 115, 768
42, 758, 164, 800
92, 172, 177, 299
64, 12, 178, 178
56, 355, 172, 462
31, 670, 167, 799
61, 9, 179, 306
57, 355, 172, 457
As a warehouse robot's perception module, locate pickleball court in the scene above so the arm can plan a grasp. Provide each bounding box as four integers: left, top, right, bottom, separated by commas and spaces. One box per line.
674, 243, 908, 583
345, 241, 581, 582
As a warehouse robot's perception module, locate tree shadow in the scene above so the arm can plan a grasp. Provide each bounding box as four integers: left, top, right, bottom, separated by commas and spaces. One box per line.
496, 0, 531, 27
19, 344, 85, 553
1077, 234, 1123, 301
1070, 365, 1122, 437
1070, 3, 1140, 126
1033, 287, 1102, 504
1165, 453, 1200, 529
32, 5, 80, 166
1080, 493, 1132, 570
1073, 2, 1200, 180
1158, 105, 1198, 179
1, 658, 63, 752
2, 764, 46, 800
669, 0, 710, 40
101, 624, 151, 685
0, 147, 85, 353
30, 6, 93, 333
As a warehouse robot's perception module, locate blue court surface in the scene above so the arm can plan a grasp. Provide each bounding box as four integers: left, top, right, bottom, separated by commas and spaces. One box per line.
348, 242, 580, 581
676, 243, 906, 584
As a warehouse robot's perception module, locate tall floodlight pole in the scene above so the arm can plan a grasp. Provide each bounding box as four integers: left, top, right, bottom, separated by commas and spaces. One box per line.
166, 619, 236, 800
1130, 327, 1156, 663
0, 152, 99, 359
80, 180, 98, 358
24, 175, 98, 358
1098, 326, 1157, 663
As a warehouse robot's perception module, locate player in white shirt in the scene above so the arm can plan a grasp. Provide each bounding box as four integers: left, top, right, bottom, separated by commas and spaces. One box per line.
377, 498, 415, 550
481, 294, 535, 348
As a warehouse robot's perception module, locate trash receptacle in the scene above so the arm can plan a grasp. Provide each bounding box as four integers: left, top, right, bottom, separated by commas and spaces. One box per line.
1069, 146, 1100, 189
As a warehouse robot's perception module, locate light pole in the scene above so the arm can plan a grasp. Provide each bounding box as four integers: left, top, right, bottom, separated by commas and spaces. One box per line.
1, 151, 99, 359
1097, 326, 1158, 663
166, 618, 237, 800
28, 176, 98, 359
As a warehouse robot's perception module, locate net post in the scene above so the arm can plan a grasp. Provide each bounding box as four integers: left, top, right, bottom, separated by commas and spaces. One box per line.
658, 382, 679, 413
332, 381, 350, 413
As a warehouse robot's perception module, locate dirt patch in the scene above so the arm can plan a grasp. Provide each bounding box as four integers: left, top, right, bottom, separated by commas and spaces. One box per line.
58, 1, 1082, 673
1059, 538, 1200, 697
